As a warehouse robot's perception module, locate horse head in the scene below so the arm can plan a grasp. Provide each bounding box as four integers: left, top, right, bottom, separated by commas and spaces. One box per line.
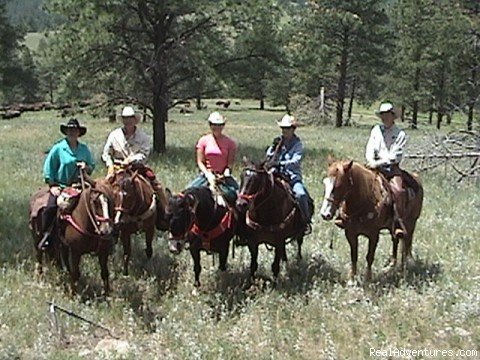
165, 190, 198, 254
88, 187, 115, 235
110, 169, 139, 225
236, 161, 272, 209
320, 159, 354, 220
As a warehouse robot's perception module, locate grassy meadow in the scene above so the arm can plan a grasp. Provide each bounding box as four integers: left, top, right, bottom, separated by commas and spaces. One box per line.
0, 100, 479, 359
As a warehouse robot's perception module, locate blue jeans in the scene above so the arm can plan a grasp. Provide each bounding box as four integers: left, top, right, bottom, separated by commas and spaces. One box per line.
292, 181, 311, 222
189, 174, 239, 204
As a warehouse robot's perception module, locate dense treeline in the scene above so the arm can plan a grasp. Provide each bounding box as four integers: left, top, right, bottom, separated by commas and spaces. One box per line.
1, 0, 478, 151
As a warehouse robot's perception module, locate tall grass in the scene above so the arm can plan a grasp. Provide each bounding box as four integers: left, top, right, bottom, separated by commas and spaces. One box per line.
0, 102, 478, 359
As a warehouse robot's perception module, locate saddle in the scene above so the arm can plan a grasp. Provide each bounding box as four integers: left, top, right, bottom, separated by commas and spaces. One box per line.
57, 186, 82, 214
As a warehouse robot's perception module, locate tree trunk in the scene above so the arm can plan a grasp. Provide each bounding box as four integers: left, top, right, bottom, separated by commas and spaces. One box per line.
436, 62, 445, 130
428, 108, 433, 125
152, 60, 168, 153
260, 98, 264, 110
196, 95, 202, 110
347, 77, 356, 123
467, 66, 477, 131
412, 68, 420, 129
335, 28, 349, 128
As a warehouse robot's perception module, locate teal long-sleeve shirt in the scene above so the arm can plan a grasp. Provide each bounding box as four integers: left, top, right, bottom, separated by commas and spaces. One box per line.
43, 138, 95, 188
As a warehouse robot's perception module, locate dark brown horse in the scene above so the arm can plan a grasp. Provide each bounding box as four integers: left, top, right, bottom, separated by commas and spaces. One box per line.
236, 162, 313, 279
106, 166, 164, 276
29, 182, 115, 294
166, 186, 235, 287
319, 159, 423, 283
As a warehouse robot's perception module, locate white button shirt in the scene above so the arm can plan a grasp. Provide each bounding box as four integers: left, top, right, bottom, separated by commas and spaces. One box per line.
365, 124, 406, 168
102, 127, 151, 167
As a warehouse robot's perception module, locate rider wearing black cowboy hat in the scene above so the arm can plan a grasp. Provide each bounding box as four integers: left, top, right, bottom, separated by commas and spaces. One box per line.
39, 118, 95, 249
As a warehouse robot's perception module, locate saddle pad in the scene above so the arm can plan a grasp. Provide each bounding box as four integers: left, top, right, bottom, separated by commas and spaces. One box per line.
29, 187, 50, 220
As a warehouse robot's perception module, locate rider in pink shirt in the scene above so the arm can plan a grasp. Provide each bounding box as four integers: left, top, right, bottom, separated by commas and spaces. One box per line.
189, 112, 238, 203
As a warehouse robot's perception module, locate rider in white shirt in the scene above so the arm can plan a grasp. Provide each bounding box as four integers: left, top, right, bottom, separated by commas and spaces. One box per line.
365, 102, 408, 238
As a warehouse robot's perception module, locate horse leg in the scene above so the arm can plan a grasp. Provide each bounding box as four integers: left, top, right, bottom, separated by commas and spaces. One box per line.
219, 241, 228, 272
190, 246, 202, 287
248, 242, 259, 279
389, 235, 399, 269
365, 233, 379, 282
346, 232, 358, 285
272, 242, 286, 280
121, 232, 131, 276
68, 249, 81, 295
145, 225, 154, 259
296, 235, 304, 260
98, 251, 110, 296
401, 221, 417, 272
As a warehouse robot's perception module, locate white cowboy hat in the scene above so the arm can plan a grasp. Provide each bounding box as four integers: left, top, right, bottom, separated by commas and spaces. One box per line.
375, 102, 401, 120
276, 114, 297, 128
207, 111, 226, 125
117, 106, 142, 122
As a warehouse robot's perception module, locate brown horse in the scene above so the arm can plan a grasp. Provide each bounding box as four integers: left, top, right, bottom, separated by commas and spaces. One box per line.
166, 186, 236, 287
236, 162, 313, 279
29, 183, 115, 294
106, 166, 161, 276
319, 159, 423, 283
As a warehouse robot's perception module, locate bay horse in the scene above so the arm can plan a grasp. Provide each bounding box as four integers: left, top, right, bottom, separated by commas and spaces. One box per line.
236, 161, 314, 279
105, 165, 163, 276
166, 186, 235, 287
319, 158, 423, 283
29, 182, 115, 294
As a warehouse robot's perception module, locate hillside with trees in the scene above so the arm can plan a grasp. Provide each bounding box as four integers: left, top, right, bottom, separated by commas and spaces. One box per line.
1, 0, 479, 152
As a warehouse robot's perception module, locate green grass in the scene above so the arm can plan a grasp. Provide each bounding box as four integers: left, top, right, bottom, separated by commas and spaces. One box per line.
0, 102, 478, 359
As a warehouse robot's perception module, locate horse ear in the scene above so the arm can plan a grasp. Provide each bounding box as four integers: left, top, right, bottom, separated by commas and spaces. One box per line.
186, 193, 199, 212
327, 154, 335, 165
242, 156, 252, 166
165, 188, 172, 200
344, 160, 354, 172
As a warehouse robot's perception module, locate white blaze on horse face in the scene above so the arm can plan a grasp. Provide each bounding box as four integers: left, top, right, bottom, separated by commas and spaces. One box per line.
320, 176, 336, 220
98, 194, 113, 234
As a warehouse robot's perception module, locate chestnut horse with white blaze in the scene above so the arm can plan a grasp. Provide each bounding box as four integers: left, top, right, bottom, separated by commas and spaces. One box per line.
29, 182, 115, 294
320, 158, 423, 283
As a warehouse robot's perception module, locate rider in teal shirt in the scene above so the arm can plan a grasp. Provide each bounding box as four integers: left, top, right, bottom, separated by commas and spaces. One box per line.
39, 119, 95, 250
43, 138, 95, 187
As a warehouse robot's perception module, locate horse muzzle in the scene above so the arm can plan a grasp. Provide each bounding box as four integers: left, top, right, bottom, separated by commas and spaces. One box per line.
168, 238, 185, 254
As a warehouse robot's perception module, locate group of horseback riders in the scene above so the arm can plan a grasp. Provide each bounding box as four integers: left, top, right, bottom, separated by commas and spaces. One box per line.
38, 101, 410, 250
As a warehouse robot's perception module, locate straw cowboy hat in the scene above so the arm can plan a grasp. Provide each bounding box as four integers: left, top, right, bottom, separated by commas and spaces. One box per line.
276, 114, 298, 128
117, 106, 142, 122
375, 102, 401, 120
207, 111, 226, 125
60, 118, 87, 136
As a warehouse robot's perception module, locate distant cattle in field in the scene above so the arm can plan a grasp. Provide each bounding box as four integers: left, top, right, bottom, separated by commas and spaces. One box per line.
176, 100, 191, 107
234, 100, 241, 105
2, 110, 21, 119
179, 106, 194, 114
216, 100, 230, 109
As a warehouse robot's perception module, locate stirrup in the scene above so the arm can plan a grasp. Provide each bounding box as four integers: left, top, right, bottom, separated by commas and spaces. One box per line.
38, 233, 50, 250
303, 223, 312, 235
334, 218, 345, 229
394, 228, 405, 239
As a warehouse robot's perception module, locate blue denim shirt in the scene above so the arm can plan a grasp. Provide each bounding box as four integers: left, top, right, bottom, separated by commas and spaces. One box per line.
266, 135, 303, 184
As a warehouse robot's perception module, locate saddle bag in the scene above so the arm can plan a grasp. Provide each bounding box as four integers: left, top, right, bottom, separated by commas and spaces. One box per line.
57, 186, 82, 213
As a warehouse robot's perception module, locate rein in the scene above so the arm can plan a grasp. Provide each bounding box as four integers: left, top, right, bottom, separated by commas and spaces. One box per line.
243, 169, 297, 231
80, 169, 104, 235
115, 171, 156, 224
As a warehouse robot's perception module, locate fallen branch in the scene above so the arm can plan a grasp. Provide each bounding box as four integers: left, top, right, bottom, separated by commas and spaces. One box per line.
405, 152, 480, 159
47, 301, 118, 339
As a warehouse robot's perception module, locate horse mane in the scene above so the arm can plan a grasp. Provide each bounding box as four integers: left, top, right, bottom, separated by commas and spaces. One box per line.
349, 161, 390, 211
183, 186, 216, 225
